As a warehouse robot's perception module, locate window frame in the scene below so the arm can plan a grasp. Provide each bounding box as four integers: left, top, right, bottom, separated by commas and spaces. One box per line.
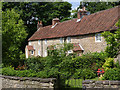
67, 37, 71, 43
95, 33, 102, 42
60, 38, 63, 44
38, 40, 41, 45
45, 39, 47, 44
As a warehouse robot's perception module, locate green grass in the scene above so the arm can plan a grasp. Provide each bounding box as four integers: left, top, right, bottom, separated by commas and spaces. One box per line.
65, 77, 101, 88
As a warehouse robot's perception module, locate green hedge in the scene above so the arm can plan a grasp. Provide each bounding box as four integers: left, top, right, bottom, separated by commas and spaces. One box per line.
102, 68, 120, 80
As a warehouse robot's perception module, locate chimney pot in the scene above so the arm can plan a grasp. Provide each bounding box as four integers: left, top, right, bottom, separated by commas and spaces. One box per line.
37, 21, 43, 30
52, 18, 59, 26
77, 7, 87, 19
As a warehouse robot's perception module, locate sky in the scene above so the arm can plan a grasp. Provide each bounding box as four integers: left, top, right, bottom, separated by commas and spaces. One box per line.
64, 0, 82, 10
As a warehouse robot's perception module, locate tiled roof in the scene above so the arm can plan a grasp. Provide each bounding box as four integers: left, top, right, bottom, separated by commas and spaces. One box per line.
73, 43, 84, 51
28, 6, 119, 41
26, 45, 35, 50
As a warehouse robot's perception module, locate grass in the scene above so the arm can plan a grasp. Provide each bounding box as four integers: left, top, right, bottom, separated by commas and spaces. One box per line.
65, 77, 101, 88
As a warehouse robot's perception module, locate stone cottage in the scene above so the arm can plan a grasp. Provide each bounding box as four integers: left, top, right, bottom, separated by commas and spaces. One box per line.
25, 6, 119, 58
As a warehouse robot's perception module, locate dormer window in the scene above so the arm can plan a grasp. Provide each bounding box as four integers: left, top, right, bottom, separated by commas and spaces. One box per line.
95, 33, 102, 42
67, 37, 71, 43
38, 40, 40, 45
60, 38, 63, 44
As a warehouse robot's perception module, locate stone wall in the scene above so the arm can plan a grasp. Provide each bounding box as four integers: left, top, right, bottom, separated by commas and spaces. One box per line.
1, 75, 56, 89
82, 80, 120, 89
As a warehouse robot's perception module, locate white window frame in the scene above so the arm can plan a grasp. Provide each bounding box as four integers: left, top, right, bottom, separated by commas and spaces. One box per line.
29, 41, 31, 45
31, 50, 34, 55
67, 37, 71, 43
95, 33, 102, 42
60, 38, 63, 44
38, 40, 41, 45
45, 39, 47, 44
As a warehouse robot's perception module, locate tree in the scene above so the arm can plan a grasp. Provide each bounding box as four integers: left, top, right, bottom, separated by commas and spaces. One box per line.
2, 2, 72, 52
102, 19, 120, 58
2, 9, 27, 66
78, 2, 120, 14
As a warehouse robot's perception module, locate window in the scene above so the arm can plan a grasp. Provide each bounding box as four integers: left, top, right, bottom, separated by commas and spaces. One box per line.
45, 50, 47, 57
38, 50, 40, 56
60, 38, 63, 44
68, 50, 72, 54
45, 39, 47, 44
38, 40, 40, 45
31, 50, 34, 55
29, 41, 31, 45
95, 33, 102, 42
67, 37, 71, 43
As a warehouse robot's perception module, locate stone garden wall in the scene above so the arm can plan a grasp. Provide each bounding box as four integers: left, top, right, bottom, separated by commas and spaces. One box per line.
1, 75, 56, 89
83, 80, 120, 89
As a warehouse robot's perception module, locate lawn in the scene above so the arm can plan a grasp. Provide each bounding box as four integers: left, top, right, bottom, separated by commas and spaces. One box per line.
65, 77, 100, 88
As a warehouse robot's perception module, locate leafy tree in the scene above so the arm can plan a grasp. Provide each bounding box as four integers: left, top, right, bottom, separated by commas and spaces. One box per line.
2, 9, 27, 66
2, 2, 72, 52
79, 2, 120, 14
102, 19, 120, 58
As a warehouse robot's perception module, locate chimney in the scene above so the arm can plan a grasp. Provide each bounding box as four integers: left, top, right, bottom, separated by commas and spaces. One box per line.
52, 18, 60, 26
37, 21, 43, 30
77, 6, 87, 19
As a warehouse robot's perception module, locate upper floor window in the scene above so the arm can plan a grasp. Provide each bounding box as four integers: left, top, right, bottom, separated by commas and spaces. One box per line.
67, 37, 71, 43
45, 39, 47, 44
38, 40, 40, 45
29, 41, 31, 45
60, 38, 63, 44
95, 33, 102, 42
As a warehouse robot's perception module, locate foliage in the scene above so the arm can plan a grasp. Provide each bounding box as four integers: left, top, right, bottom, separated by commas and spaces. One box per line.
2, 9, 27, 67
102, 58, 114, 71
25, 56, 45, 72
79, 2, 120, 14
2, 2, 72, 52
72, 52, 107, 71
102, 19, 120, 58
102, 68, 120, 80
72, 69, 96, 79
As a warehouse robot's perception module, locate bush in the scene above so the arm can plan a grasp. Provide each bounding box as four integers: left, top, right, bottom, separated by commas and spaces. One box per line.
2, 67, 17, 76
25, 57, 46, 72
103, 68, 120, 80
102, 58, 114, 71
72, 69, 96, 79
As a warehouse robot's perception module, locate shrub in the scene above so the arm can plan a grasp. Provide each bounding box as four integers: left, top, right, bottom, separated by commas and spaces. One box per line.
102, 58, 114, 71
25, 57, 46, 72
72, 69, 96, 79
102, 68, 120, 80
2, 67, 17, 76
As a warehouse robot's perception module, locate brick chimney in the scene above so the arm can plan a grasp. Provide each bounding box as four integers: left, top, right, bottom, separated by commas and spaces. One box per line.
52, 18, 60, 26
37, 21, 43, 30
77, 6, 87, 19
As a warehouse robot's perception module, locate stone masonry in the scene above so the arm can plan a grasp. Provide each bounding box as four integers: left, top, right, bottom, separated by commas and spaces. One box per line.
82, 80, 120, 89
1, 75, 56, 89
27, 33, 107, 57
